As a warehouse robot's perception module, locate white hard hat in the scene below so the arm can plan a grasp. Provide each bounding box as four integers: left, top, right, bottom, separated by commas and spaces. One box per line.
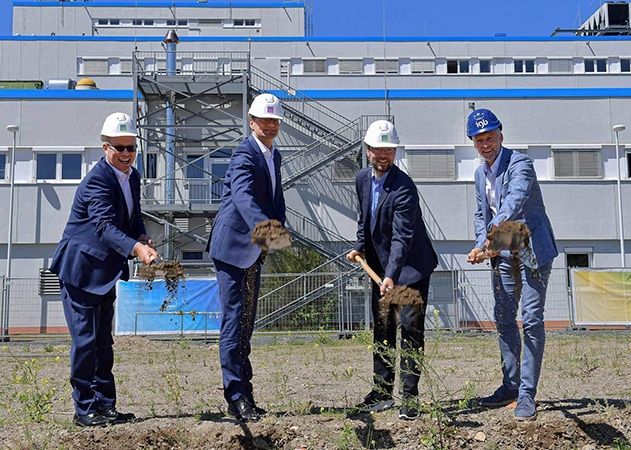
100, 112, 137, 138
248, 93, 284, 120
363, 120, 400, 148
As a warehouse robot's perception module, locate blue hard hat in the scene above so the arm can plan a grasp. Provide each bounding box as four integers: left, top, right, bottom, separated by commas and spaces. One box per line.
466, 109, 502, 139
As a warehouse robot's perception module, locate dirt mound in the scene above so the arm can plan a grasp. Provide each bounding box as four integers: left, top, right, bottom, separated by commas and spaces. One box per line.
138, 260, 186, 310
487, 221, 531, 253
251, 219, 292, 250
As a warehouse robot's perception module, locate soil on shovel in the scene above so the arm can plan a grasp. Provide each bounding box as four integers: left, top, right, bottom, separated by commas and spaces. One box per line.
487, 221, 531, 254
138, 260, 186, 311
379, 285, 423, 319
251, 219, 292, 250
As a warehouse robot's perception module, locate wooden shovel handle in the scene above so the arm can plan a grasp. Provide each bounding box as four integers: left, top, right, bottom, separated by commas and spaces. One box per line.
354, 255, 383, 286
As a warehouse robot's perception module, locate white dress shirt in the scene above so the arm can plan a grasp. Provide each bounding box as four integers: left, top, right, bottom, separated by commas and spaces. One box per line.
252, 134, 276, 195
107, 162, 134, 218
483, 148, 504, 217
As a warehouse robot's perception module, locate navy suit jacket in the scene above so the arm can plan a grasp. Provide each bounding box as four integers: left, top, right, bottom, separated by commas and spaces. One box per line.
353, 165, 437, 285
50, 157, 146, 295
209, 136, 286, 269
474, 147, 558, 267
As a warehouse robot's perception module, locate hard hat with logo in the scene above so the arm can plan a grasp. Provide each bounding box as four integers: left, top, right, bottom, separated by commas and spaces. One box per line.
100, 112, 137, 138
363, 120, 400, 148
466, 108, 502, 139
248, 93, 284, 120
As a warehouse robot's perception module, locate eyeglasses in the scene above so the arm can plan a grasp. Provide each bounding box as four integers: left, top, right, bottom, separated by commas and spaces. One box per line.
106, 143, 137, 153
253, 117, 281, 125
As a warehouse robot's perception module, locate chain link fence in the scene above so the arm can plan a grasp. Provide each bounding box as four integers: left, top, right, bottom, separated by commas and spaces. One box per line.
0, 268, 585, 337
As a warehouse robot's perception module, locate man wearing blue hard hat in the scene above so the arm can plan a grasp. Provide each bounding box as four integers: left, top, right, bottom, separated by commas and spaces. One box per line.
466, 108, 557, 421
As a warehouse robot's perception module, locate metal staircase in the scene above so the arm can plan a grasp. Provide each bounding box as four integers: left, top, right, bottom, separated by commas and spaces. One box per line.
255, 253, 363, 330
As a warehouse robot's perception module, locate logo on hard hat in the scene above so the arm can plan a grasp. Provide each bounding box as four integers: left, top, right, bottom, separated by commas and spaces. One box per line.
267, 106, 274, 114
120, 124, 127, 131
476, 119, 488, 129
380, 133, 389, 142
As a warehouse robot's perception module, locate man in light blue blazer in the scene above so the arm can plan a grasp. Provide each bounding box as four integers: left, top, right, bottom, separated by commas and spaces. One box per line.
209, 93, 286, 422
466, 109, 557, 421
50, 112, 158, 427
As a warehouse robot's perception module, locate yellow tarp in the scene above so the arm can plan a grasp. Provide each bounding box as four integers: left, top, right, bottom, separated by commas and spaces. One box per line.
572, 270, 631, 325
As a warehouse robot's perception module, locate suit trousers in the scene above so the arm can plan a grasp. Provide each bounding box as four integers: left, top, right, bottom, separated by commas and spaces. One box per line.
60, 281, 116, 416
491, 255, 552, 400
370, 276, 430, 399
213, 258, 262, 403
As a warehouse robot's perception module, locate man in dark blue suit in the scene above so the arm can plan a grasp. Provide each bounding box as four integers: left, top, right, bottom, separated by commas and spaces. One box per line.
50, 112, 158, 427
347, 120, 438, 420
209, 93, 287, 422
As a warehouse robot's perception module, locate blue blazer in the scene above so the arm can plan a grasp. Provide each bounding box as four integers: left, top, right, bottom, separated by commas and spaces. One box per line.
50, 158, 146, 295
209, 136, 286, 269
474, 147, 558, 267
353, 165, 437, 285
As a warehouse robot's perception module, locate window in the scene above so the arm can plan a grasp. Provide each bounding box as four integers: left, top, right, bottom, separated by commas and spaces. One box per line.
146, 153, 157, 179
97, 19, 108, 25
182, 251, 204, 261
232, 19, 257, 28
133, 19, 142, 26
303, 59, 326, 74
621, 59, 630, 72
280, 59, 290, 76
375, 59, 398, 75
514, 59, 536, 73
167, 19, 176, 26
625, 151, 631, 178
553, 149, 602, 178
109, 19, 120, 26
144, 19, 154, 26
548, 59, 573, 73
410, 59, 434, 74
479, 60, 491, 73
36, 154, 56, 180
80, 58, 108, 75
120, 59, 133, 75
62, 154, 82, 180
585, 58, 607, 73
447, 59, 469, 74
339, 59, 363, 75
566, 253, 590, 287
406, 149, 455, 179
177, 20, 187, 26
0, 154, 5, 180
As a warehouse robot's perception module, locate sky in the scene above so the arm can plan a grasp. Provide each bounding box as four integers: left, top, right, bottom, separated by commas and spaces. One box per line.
0, 0, 611, 37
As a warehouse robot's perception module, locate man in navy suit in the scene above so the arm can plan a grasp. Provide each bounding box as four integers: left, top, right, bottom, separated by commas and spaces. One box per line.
347, 120, 438, 420
209, 93, 286, 422
50, 112, 158, 427
466, 109, 557, 421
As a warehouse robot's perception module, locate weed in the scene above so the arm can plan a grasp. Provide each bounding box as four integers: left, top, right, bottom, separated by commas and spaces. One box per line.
10, 358, 57, 422
335, 423, 360, 450
162, 346, 185, 416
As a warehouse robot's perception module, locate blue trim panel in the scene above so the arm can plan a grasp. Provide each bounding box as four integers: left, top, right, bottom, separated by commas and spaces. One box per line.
1, 35, 630, 42
2, 88, 631, 101
0, 89, 137, 99
266, 88, 631, 100
13, 1, 303, 7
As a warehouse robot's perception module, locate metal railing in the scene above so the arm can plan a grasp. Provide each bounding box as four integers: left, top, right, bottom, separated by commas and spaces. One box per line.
141, 177, 224, 207
134, 51, 250, 76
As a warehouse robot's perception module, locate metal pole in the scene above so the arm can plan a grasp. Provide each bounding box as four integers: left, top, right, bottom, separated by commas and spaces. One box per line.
613, 124, 626, 267
4, 125, 19, 340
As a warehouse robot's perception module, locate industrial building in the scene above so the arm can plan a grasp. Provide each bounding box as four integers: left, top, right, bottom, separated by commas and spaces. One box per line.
0, 1, 630, 334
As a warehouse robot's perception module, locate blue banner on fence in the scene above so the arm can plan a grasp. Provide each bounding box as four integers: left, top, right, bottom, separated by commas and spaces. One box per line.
114, 278, 221, 335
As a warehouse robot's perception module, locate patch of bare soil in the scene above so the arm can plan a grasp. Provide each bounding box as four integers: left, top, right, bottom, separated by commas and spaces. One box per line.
0, 332, 630, 449
252, 219, 292, 250
379, 286, 423, 319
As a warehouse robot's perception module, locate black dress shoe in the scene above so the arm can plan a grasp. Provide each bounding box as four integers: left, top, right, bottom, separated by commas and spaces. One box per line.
248, 396, 267, 415
227, 397, 260, 422
97, 407, 136, 424
73, 412, 109, 427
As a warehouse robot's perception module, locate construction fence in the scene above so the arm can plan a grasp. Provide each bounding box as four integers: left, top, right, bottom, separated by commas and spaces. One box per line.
0, 267, 629, 337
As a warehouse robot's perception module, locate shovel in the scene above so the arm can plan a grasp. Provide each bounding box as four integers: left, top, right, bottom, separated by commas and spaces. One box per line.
353, 255, 385, 287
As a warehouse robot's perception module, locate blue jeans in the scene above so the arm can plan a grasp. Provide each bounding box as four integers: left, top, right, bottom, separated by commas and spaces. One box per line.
492, 256, 552, 400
